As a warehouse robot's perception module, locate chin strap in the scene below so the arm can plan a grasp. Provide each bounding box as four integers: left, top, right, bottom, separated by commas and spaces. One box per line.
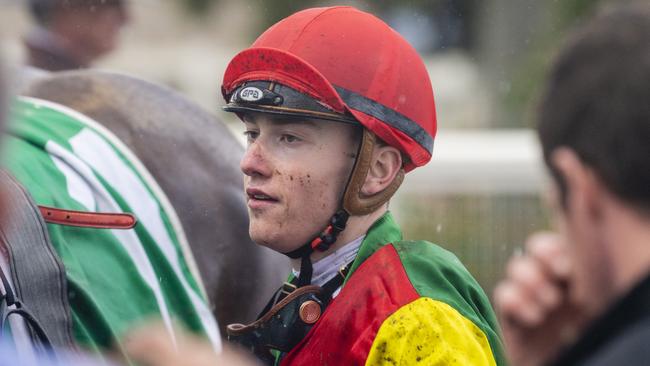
281, 129, 401, 287
285, 210, 349, 286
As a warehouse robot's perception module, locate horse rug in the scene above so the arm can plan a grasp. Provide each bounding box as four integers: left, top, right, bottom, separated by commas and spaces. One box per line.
2, 97, 220, 355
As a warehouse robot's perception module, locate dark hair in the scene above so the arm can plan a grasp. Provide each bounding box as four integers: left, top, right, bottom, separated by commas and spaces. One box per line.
538, 3, 650, 215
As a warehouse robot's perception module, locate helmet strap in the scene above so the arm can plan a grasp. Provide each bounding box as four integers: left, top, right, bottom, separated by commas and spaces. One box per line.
282, 129, 367, 285
282, 129, 403, 286
343, 129, 404, 215
285, 210, 350, 286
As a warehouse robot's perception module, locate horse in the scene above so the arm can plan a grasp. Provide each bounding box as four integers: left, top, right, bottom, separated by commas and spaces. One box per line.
15, 70, 288, 337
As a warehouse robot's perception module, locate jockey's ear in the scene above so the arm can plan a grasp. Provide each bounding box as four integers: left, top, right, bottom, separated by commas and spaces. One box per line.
360, 142, 403, 197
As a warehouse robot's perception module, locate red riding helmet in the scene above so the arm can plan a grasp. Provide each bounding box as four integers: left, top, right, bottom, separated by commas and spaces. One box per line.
222, 6, 438, 285
222, 6, 437, 172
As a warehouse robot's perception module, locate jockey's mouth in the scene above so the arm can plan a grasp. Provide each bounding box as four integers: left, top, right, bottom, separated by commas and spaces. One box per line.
246, 188, 279, 206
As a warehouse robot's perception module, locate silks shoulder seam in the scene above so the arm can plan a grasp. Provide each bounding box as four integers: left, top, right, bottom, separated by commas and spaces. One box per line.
392, 240, 507, 366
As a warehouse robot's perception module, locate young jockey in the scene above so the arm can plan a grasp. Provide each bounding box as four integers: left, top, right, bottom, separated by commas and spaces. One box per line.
222, 7, 505, 365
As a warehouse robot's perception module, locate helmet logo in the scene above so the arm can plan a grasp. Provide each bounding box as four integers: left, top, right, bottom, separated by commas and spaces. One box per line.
239, 87, 264, 102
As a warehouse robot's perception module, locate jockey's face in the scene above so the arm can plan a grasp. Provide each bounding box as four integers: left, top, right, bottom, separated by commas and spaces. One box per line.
240, 113, 359, 253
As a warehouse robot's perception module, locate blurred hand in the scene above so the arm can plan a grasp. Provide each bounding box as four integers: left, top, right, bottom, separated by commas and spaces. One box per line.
122, 322, 259, 366
493, 232, 588, 366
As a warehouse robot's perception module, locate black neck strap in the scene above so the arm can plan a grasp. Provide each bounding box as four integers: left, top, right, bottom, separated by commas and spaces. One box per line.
284, 210, 350, 259
284, 210, 349, 286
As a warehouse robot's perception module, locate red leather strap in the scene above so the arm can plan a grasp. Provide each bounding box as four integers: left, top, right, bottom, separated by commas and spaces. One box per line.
38, 205, 137, 230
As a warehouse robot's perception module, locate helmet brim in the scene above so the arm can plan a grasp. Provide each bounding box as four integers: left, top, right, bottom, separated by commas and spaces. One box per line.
222, 47, 347, 116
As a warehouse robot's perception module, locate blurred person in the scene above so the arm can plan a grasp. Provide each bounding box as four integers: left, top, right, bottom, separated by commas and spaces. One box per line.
218, 6, 504, 365
0, 341, 122, 366
24, 0, 128, 71
494, 3, 650, 366
124, 323, 259, 366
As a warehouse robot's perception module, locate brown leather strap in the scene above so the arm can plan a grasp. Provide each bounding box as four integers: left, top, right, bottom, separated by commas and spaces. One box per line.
38, 205, 137, 229
342, 130, 404, 215
227, 285, 323, 335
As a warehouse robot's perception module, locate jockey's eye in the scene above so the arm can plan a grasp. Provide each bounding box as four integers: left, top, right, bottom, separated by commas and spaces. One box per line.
243, 130, 259, 143
280, 134, 300, 144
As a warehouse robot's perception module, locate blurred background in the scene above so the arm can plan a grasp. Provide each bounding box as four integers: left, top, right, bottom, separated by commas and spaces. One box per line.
0, 0, 617, 295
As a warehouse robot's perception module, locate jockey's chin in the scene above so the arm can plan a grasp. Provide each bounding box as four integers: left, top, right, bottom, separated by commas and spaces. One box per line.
245, 192, 339, 255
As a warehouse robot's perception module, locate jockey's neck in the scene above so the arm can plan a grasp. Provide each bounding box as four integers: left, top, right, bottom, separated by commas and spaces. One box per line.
290, 205, 387, 270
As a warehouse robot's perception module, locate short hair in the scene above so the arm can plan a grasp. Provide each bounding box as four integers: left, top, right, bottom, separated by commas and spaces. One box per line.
538, 3, 650, 215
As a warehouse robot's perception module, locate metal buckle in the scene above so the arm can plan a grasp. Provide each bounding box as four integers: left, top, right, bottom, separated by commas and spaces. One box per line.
339, 265, 349, 279
280, 282, 297, 296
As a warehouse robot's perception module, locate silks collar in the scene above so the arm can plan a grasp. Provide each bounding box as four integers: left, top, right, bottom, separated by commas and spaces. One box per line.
293, 235, 364, 287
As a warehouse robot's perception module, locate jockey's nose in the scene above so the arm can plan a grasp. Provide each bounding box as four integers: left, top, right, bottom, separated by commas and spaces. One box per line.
240, 140, 272, 178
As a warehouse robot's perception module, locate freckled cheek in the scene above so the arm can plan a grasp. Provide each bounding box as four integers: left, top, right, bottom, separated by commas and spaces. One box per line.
280, 169, 332, 206
304, 177, 339, 213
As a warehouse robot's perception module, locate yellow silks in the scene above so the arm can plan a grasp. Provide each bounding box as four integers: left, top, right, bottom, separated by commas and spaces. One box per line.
365, 297, 497, 366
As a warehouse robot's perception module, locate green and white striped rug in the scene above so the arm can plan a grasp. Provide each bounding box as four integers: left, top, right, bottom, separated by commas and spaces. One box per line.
3, 97, 220, 355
